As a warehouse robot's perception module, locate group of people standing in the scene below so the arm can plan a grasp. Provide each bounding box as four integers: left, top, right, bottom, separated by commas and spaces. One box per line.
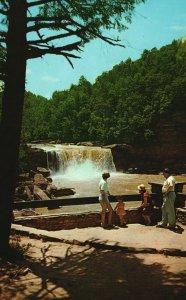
98, 168, 176, 230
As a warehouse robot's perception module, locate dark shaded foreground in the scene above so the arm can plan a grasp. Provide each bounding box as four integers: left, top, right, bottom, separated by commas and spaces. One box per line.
0, 235, 186, 300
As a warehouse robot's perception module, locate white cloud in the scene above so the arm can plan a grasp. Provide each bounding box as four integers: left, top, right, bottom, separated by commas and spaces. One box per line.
170, 25, 186, 31
41, 75, 60, 82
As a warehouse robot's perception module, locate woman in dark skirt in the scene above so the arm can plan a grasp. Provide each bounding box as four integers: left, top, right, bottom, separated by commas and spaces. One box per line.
138, 184, 154, 226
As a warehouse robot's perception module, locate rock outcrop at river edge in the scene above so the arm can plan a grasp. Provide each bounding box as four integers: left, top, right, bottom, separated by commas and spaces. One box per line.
15, 166, 75, 202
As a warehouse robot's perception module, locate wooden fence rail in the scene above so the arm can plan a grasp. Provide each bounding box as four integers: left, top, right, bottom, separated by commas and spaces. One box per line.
13, 194, 142, 210
13, 192, 186, 210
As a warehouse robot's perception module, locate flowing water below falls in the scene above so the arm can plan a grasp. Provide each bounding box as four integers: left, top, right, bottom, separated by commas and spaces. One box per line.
30, 144, 186, 213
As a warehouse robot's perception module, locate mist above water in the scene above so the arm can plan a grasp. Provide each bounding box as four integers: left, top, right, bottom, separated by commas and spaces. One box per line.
53, 159, 105, 181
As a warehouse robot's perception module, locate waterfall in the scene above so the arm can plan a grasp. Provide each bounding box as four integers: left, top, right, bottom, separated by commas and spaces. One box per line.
30, 144, 116, 180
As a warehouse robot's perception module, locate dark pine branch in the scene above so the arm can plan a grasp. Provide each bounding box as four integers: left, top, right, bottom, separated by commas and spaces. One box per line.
0, 74, 5, 82
28, 23, 90, 45
0, 31, 7, 37
29, 31, 78, 45
27, 44, 81, 61
0, 8, 8, 16
27, 0, 56, 8
27, 15, 71, 22
27, 21, 71, 32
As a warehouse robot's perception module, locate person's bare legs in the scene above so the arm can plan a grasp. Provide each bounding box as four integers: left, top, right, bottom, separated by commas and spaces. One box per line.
142, 214, 151, 225
100, 202, 113, 227
101, 202, 107, 227
142, 214, 145, 224
142, 214, 147, 224
146, 215, 151, 225
119, 215, 124, 226
107, 203, 113, 225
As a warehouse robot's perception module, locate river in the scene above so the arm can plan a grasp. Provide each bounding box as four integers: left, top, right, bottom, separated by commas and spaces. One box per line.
36, 172, 186, 215
30, 144, 186, 215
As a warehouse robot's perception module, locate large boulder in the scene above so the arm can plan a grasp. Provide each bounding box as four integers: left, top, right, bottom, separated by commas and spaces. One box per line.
34, 185, 51, 200
53, 188, 76, 197
36, 167, 50, 177
105, 144, 133, 172
28, 147, 47, 170
18, 173, 30, 181
34, 173, 48, 189
76, 141, 102, 146
24, 185, 33, 201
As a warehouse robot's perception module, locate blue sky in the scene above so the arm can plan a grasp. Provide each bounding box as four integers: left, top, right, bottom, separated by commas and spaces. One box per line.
26, 0, 186, 99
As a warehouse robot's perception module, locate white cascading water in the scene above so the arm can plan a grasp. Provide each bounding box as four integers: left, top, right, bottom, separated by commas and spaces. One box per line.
29, 144, 174, 201
30, 144, 116, 187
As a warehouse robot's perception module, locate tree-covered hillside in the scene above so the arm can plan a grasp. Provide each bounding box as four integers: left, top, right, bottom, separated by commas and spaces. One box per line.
21, 39, 186, 145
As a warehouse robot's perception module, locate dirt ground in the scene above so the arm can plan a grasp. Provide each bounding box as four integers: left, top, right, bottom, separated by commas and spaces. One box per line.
0, 234, 186, 300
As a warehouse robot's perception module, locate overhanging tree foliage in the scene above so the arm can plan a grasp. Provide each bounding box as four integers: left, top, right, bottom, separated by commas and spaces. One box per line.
0, 0, 146, 255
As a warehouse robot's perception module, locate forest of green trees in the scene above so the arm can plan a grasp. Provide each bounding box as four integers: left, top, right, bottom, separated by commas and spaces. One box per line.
1, 39, 186, 147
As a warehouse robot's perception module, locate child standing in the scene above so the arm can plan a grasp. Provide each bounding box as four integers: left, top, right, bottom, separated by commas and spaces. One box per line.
114, 197, 126, 227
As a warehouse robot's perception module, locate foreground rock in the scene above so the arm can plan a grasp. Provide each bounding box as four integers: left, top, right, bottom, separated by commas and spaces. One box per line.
15, 167, 75, 201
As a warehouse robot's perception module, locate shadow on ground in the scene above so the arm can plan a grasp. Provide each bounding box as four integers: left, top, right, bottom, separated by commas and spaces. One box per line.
1, 239, 184, 300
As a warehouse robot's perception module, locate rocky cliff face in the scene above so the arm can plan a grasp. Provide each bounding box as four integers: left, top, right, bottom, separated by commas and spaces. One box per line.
111, 109, 186, 174
28, 148, 48, 170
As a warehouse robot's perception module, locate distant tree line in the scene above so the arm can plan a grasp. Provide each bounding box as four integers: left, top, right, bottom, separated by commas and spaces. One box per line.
20, 39, 186, 145
0, 39, 185, 148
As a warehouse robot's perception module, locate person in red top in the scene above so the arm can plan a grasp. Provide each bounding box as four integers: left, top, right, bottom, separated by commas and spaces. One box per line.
114, 196, 126, 227
138, 184, 154, 226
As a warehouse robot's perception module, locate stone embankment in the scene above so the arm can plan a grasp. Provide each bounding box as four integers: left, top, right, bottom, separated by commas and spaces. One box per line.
13, 206, 186, 231
13, 207, 161, 230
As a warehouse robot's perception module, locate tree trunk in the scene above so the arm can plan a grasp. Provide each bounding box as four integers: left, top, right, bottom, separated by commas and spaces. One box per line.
0, 1, 27, 255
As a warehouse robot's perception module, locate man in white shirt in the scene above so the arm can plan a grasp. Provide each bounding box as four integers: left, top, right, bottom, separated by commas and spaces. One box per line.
157, 168, 176, 229
99, 171, 113, 228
